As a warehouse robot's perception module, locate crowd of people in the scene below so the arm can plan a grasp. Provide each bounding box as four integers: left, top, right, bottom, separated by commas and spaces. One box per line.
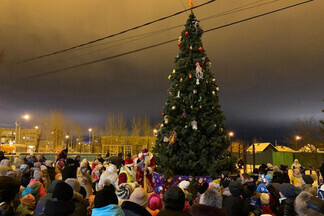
0, 149, 324, 216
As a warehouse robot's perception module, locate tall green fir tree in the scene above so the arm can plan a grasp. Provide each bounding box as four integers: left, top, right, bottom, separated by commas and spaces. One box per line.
153, 12, 236, 178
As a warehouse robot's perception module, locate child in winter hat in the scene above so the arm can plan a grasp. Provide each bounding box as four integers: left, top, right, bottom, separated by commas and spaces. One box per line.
147, 193, 163, 216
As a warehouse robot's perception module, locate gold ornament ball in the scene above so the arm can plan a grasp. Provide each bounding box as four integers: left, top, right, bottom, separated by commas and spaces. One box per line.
168, 75, 171, 80
200, 105, 203, 109
212, 78, 216, 82
212, 91, 216, 95
172, 69, 176, 74
190, 45, 193, 50
180, 78, 183, 82
216, 87, 220, 91
172, 106, 176, 110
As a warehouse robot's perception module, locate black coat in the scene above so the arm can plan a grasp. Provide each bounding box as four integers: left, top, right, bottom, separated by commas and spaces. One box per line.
278, 198, 297, 216
223, 195, 250, 216
62, 165, 77, 181
121, 201, 151, 216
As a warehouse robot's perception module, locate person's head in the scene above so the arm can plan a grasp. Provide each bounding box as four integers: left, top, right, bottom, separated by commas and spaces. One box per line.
302, 175, 314, 186
52, 182, 74, 201
129, 187, 148, 207
21, 193, 36, 208
294, 159, 299, 164
199, 188, 222, 208
279, 183, 299, 198
33, 170, 43, 181
20, 164, 30, 174
116, 183, 134, 200
260, 193, 270, 205
65, 178, 81, 193
48, 180, 64, 193
229, 181, 243, 197
148, 193, 163, 211
97, 154, 102, 159
75, 155, 81, 162
163, 186, 185, 211
94, 186, 118, 208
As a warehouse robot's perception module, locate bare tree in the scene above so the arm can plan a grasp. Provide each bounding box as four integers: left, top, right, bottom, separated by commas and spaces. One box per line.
285, 118, 324, 150
142, 116, 152, 136
131, 116, 142, 136
105, 113, 128, 136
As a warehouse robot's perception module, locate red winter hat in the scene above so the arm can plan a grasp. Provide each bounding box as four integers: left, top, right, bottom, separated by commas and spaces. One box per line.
142, 148, 148, 153
125, 158, 134, 165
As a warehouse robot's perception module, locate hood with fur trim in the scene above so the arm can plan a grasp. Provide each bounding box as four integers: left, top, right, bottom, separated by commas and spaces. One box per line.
295, 191, 324, 216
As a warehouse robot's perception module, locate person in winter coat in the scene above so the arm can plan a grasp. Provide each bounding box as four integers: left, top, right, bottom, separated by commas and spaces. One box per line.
77, 163, 93, 199
45, 160, 55, 182
15, 193, 36, 216
301, 175, 317, 196
20, 164, 31, 188
29, 170, 46, 198
190, 188, 226, 216
65, 178, 88, 216
278, 183, 299, 216
295, 191, 324, 216
0, 176, 21, 216
44, 181, 75, 216
91, 186, 124, 216
62, 158, 77, 181
121, 187, 151, 216
146, 193, 163, 216
34, 180, 63, 216
260, 193, 275, 216
223, 181, 250, 216
290, 169, 303, 187
157, 186, 191, 216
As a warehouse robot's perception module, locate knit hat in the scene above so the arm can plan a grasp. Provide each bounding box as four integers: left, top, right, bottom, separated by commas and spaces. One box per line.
65, 178, 81, 192
28, 157, 35, 164
302, 175, 314, 185
20, 164, 29, 173
21, 193, 36, 208
116, 183, 134, 200
265, 174, 273, 184
279, 183, 299, 198
45, 160, 53, 167
229, 181, 242, 197
94, 186, 118, 208
52, 182, 74, 201
22, 187, 37, 197
40, 165, 47, 171
257, 183, 269, 193
163, 186, 185, 210
56, 161, 64, 168
33, 170, 43, 180
27, 181, 42, 196
148, 193, 163, 211
130, 187, 148, 207
179, 180, 190, 190
260, 193, 270, 205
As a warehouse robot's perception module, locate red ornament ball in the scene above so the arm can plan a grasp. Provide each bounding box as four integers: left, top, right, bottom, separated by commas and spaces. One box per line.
177, 42, 181, 47
185, 31, 189, 36
162, 112, 165, 116
199, 47, 203, 51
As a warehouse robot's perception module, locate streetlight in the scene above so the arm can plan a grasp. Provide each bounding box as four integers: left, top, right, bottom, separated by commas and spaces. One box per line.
295, 135, 302, 149
228, 131, 234, 154
66, 134, 70, 149
15, 114, 31, 144
88, 128, 92, 153
34, 126, 39, 129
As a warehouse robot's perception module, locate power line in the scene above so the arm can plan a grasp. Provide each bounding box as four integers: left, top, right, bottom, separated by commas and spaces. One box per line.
8, 0, 216, 66
26, 0, 282, 67
22, 0, 314, 80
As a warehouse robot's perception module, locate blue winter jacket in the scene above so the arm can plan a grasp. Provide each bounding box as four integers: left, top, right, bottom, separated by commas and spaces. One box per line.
91, 204, 125, 216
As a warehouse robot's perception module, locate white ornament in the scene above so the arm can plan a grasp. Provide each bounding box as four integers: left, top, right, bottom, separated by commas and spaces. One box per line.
196, 79, 200, 85
172, 69, 176, 74
216, 86, 220, 92
176, 91, 180, 98
191, 121, 198, 130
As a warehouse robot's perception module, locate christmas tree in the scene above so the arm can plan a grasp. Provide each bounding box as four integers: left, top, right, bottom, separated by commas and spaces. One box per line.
153, 12, 236, 178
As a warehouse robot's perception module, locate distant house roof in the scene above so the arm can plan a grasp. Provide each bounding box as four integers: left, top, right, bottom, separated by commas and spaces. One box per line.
246, 143, 278, 153
275, 145, 296, 152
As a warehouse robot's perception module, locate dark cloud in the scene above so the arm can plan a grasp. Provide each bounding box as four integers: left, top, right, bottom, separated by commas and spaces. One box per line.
0, 0, 323, 142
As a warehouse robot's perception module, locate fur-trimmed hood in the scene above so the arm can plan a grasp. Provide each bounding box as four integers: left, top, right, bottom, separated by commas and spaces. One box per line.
295, 191, 324, 216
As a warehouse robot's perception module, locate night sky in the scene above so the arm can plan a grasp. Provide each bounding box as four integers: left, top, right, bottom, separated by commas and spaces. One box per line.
1, 0, 323, 143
